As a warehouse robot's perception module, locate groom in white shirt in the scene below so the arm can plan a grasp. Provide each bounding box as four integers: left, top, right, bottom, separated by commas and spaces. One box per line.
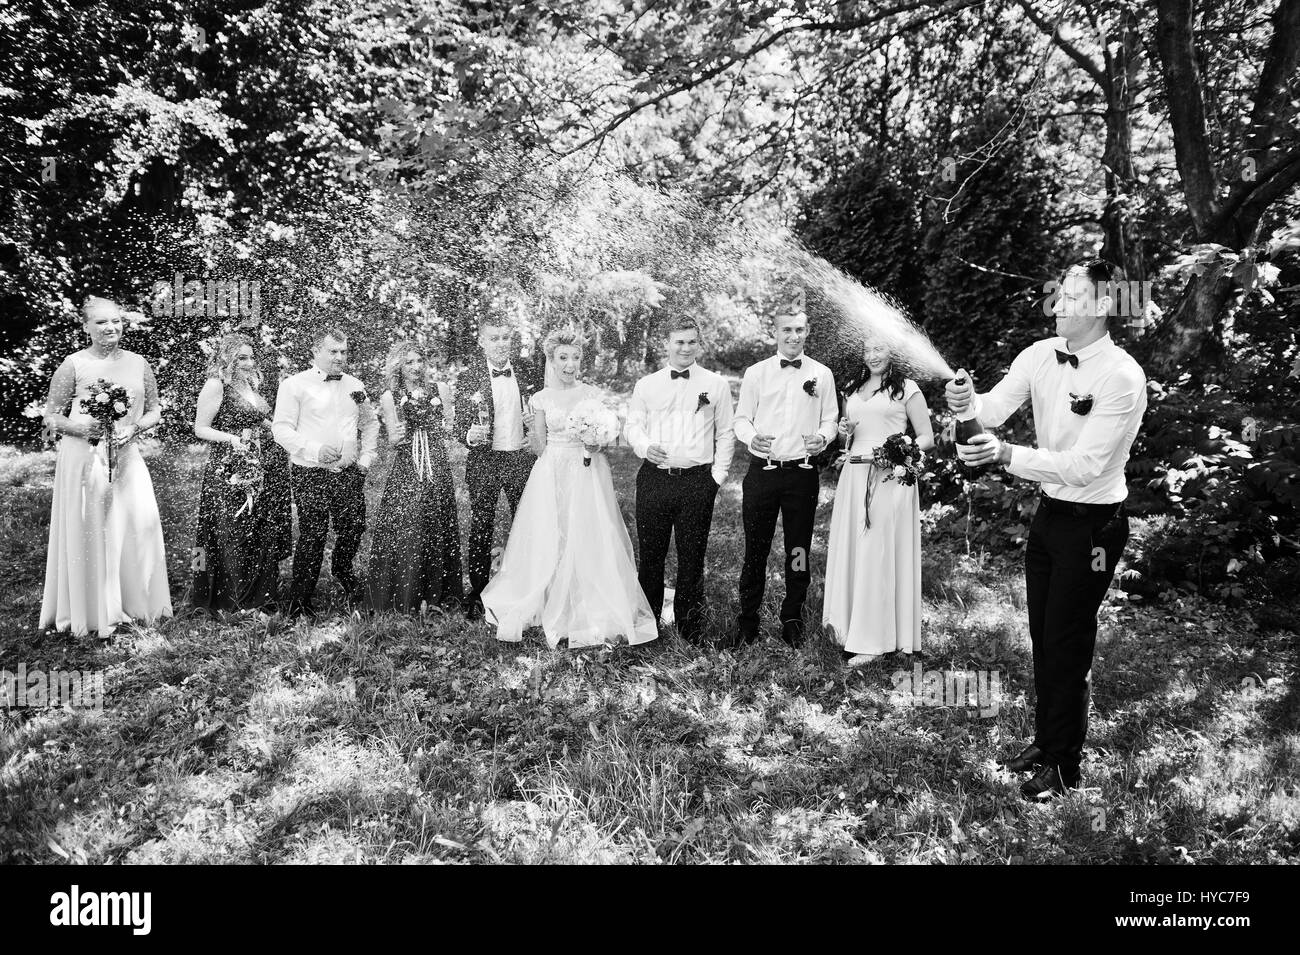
273, 328, 379, 617
947, 260, 1147, 798
733, 309, 839, 647
625, 315, 735, 644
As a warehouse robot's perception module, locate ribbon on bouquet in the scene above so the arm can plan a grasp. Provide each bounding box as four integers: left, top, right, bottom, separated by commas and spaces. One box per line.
410, 428, 437, 482
234, 484, 256, 518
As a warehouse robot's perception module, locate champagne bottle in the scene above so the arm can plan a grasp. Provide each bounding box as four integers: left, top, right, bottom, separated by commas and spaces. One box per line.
951, 376, 987, 475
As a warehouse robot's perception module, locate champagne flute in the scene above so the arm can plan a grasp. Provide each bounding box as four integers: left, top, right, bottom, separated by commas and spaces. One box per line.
799, 433, 816, 469
761, 433, 777, 470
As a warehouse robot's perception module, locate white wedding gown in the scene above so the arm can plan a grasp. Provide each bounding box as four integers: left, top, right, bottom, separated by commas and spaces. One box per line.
482, 384, 658, 649
40, 350, 173, 637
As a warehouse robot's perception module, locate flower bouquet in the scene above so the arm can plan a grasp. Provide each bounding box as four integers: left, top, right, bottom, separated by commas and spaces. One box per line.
871, 432, 922, 486
400, 387, 445, 480
215, 439, 265, 518
80, 378, 131, 481
847, 432, 923, 528
565, 398, 621, 467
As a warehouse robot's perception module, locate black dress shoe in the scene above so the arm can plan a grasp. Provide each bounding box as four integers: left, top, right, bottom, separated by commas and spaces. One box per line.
1000, 744, 1047, 773
780, 619, 805, 647
1020, 764, 1080, 800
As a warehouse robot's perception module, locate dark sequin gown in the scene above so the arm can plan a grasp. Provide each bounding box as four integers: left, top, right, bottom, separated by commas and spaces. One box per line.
367, 388, 464, 613
190, 388, 292, 611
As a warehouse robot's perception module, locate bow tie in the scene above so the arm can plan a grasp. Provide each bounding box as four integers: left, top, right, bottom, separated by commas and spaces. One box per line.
1055, 350, 1079, 369
780, 358, 802, 369
491, 367, 512, 378
324, 374, 343, 382
670, 369, 690, 380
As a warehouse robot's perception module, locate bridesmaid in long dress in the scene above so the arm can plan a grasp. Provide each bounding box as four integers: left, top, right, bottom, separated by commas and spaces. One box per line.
40, 296, 173, 638
822, 337, 935, 666
367, 341, 464, 613
190, 333, 293, 613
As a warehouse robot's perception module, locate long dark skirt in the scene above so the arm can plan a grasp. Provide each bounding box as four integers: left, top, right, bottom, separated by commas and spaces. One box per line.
367, 442, 464, 613
190, 441, 292, 612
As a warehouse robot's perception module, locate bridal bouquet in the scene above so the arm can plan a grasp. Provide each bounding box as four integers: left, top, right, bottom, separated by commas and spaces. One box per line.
80, 378, 131, 482
565, 398, 621, 467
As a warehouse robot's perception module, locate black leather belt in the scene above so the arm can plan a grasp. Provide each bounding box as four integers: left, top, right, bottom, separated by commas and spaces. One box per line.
749, 454, 816, 470
662, 463, 710, 477
1038, 493, 1125, 519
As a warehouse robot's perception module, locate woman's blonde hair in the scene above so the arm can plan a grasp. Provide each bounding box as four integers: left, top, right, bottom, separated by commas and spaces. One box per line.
208, 333, 261, 389
81, 295, 121, 323
384, 340, 429, 394
542, 326, 585, 362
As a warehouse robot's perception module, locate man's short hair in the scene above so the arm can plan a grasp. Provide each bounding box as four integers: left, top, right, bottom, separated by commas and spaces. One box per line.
660, 316, 702, 338
313, 326, 348, 348
477, 315, 514, 336
1064, 259, 1118, 288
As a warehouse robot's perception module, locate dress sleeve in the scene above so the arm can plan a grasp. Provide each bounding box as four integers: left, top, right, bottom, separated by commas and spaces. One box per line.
903, 379, 921, 402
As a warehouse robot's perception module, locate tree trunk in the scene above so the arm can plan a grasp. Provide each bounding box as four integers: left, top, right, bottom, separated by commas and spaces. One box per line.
1148, 0, 1300, 374
1099, 10, 1143, 286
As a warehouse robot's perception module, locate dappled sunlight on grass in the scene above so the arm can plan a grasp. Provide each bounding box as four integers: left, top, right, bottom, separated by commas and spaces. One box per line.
2, 442, 1297, 863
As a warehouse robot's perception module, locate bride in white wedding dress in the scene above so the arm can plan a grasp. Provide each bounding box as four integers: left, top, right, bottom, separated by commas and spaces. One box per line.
482, 327, 658, 649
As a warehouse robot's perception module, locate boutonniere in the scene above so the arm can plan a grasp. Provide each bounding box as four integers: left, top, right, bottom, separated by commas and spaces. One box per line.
696, 391, 710, 413
803, 379, 817, 397
350, 389, 367, 405
1069, 392, 1094, 415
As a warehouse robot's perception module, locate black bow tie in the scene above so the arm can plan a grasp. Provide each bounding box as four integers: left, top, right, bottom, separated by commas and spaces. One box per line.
491, 367, 512, 378
670, 369, 690, 380
324, 373, 343, 382
1055, 350, 1079, 369
780, 358, 802, 369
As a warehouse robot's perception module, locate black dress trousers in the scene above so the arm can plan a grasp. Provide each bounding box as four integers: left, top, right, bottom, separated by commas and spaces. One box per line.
634, 461, 719, 641
737, 456, 819, 637
1024, 496, 1130, 776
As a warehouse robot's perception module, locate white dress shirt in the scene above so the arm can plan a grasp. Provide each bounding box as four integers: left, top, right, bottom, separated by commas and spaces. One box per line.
488, 362, 525, 452
625, 362, 736, 484
973, 334, 1147, 503
272, 366, 379, 470
733, 353, 839, 462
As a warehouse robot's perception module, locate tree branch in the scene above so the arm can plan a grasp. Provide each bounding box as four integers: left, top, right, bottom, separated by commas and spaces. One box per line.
1014, 0, 1108, 89
552, 0, 979, 158
1244, 0, 1300, 158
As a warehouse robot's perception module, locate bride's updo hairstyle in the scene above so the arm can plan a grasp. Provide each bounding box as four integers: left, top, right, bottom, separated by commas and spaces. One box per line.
542, 326, 585, 362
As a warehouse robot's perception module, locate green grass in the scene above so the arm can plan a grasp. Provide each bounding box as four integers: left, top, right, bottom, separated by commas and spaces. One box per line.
1, 438, 1297, 864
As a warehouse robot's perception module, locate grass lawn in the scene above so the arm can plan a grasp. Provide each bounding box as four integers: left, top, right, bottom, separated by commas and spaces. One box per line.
0, 436, 1297, 864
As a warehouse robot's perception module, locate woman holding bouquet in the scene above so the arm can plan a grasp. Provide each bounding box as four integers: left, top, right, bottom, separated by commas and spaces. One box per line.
482, 327, 657, 649
367, 342, 464, 613
40, 296, 172, 638
823, 338, 934, 666
190, 333, 293, 613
